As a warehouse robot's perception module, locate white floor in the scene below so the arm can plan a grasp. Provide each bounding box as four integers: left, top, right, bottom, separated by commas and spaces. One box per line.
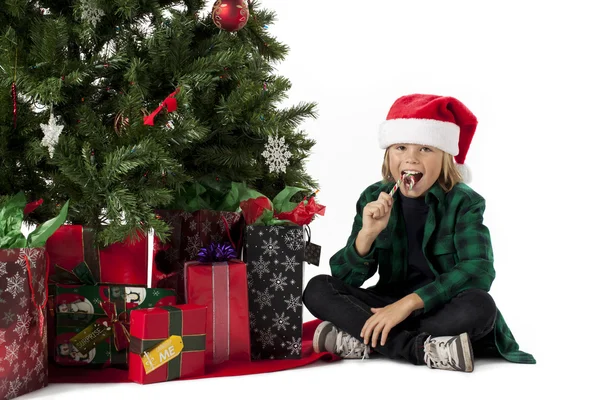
17, 335, 592, 400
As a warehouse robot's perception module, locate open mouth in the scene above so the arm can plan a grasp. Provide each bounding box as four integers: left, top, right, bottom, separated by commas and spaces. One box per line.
401, 170, 424, 190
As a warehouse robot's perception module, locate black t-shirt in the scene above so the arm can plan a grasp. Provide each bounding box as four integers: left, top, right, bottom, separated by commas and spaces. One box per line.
399, 191, 435, 294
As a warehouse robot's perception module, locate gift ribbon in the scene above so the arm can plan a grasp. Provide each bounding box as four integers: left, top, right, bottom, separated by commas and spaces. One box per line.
130, 306, 206, 381
50, 262, 97, 286
143, 88, 180, 126
212, 262, 230, 364
24, 253, 49, 339
100, 301, 131, 351
82, 228, 102, 282
220, 214, 243, 253
197, 242, 236, 263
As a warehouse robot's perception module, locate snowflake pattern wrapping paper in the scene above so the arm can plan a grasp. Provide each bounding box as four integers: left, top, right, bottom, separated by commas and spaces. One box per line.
0, 248, 48, 400
244, 225, 305, 360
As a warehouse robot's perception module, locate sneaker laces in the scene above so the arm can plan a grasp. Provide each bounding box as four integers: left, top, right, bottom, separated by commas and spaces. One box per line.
423, 335, 452, 368
335, 330, 370, 360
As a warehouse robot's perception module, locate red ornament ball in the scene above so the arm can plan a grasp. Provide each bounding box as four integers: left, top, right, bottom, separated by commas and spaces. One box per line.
212, 0, 249, 32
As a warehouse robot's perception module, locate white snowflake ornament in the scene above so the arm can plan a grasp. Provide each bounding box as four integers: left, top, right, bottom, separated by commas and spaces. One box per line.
40, 113, 63, 158
80, 0, 105, 27
262, 135, 292, 174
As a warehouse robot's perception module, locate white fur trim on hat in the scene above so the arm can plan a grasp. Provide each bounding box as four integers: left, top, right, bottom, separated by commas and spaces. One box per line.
456, 162, 472, 183
379, 118, 460, 155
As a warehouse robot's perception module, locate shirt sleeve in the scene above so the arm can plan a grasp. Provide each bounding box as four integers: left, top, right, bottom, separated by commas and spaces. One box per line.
329, 191, 378, 287
413, 197, 496, 313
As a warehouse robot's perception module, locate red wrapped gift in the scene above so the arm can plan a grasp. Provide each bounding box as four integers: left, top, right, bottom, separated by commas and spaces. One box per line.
0, 248, 49, 400
152, 209, 244, 303
129, 305, 207, 384
184, 260, 250, 365
46, 225, 155, 286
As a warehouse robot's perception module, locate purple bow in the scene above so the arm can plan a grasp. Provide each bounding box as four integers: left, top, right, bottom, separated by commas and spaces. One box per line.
198, 242, 237, 263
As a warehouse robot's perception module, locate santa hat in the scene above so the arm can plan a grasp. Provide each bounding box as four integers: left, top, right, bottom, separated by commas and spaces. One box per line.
378, 94, 477, 183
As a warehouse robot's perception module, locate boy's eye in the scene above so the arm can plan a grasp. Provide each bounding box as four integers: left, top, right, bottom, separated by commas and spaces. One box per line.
421, 147, 432, 152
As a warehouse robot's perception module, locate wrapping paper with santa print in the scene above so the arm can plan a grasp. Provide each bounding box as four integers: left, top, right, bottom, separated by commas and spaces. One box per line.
0, 248, 49, 400
243, 225, 305, 360
153, 209, 245, 303
52, 285, 175, 367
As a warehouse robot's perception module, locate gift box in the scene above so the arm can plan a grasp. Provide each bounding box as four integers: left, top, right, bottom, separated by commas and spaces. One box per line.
46, 225, 155, 286
0, 248, 49, 400
153, 209, 245, 303
52, 285, 176, 367
0, 193, 69, 400
244, 225, 307, 360
129, 304, 207, 384
184, 259, 250, 365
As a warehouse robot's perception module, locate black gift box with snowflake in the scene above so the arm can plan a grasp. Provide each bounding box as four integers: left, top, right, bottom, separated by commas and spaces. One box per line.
240, 186, 325, 360
244, 225, 306, 360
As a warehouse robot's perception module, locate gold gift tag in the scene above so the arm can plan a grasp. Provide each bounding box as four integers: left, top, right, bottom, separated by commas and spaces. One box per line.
142, 335, 184, 374
70, 322, 113, 354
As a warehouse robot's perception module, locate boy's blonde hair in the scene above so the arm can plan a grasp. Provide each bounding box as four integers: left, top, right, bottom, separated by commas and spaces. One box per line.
381, 148, 463, 193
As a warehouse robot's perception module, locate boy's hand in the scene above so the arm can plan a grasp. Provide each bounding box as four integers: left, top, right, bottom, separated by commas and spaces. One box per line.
361, 192, 394, 236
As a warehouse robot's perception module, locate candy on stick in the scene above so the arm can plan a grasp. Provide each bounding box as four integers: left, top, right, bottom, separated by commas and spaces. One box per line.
389, 179, 401, 197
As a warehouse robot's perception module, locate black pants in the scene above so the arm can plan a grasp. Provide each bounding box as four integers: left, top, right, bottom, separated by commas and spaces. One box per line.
302, 274, 498, 365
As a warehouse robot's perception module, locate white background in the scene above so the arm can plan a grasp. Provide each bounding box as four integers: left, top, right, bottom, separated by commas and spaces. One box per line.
24, 0, 599, 398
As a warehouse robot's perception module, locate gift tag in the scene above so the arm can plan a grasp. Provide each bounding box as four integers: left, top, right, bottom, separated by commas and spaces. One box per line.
304, 242, 321, 266
70, 322, 114, 354
142, 335, 184, 374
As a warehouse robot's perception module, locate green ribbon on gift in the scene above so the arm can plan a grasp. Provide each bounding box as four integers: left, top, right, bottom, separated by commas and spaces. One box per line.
50, 262, 98, 286
130, 306, 206, 381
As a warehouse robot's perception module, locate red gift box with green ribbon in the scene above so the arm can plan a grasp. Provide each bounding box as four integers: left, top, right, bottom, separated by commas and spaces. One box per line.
129, 304, 207, 384
46, 225, 154, 286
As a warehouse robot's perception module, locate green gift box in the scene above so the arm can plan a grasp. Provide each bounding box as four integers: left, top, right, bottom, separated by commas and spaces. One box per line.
52, 284, 176, 367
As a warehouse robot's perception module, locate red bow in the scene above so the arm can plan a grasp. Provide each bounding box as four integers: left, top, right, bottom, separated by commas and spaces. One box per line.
276, 196, 326, 226
100, 301, 131, 351
143, 88, 180, 126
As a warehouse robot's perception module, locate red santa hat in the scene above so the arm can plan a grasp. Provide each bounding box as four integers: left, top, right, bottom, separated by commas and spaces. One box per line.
378, 94, 477, 183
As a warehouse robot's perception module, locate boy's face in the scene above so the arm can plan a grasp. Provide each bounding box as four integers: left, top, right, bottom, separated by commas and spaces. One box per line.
388, 143, 444, 198
58, 304, 68, 313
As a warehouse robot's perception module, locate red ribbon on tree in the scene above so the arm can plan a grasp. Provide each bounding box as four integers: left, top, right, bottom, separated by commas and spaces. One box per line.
143, 87, 180, 126
99, 301, 131, 351
24, 199, 44, 215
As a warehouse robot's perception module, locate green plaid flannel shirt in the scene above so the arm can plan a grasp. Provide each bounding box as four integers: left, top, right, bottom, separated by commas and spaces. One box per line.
330, 180, 536, 364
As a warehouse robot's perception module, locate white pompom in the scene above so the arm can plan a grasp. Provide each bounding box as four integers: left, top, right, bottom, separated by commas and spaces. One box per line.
456, 163, 472, 183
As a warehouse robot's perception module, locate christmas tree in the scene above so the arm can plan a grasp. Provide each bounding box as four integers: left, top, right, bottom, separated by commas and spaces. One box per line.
0, 0, 318, 246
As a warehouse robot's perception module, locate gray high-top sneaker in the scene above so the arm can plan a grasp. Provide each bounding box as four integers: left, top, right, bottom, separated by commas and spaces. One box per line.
423, 332, 474, 372
313, 321, 370, 359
